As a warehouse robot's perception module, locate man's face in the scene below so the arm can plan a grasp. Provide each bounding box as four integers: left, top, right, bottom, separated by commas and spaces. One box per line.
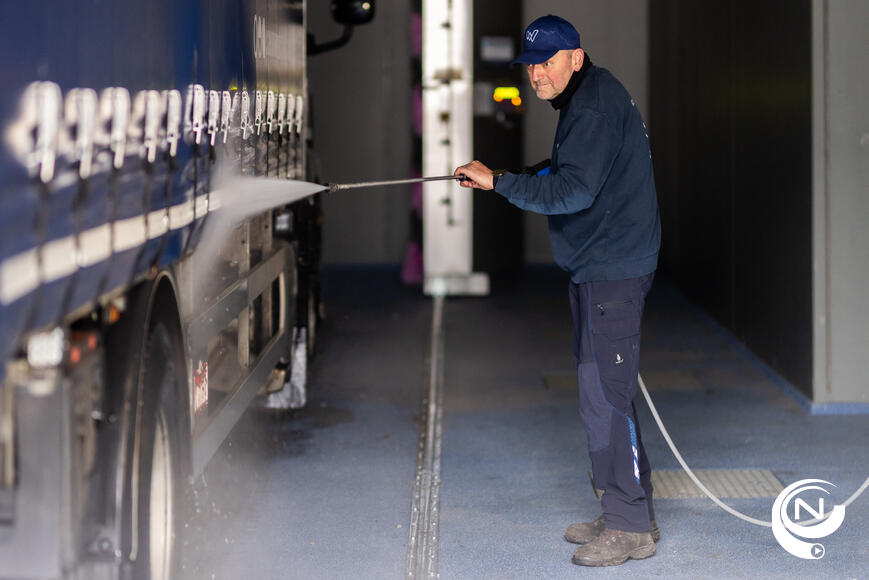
526, 49, 583, 100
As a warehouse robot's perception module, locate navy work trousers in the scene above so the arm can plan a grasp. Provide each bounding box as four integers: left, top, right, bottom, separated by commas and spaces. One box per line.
569, 273, 655, 533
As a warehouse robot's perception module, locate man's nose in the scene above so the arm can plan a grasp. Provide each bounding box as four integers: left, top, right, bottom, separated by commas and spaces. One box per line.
528, 65, 543, 81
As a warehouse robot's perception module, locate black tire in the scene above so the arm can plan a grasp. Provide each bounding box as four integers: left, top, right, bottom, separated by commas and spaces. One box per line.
134, 321, 185, 579
115, 314, 187, 580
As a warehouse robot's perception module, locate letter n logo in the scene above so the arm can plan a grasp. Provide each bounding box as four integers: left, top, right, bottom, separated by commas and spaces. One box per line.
794, 498, 824, 521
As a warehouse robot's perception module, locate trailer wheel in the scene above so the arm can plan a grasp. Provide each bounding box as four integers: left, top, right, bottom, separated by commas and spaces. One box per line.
126, 319, 186, 580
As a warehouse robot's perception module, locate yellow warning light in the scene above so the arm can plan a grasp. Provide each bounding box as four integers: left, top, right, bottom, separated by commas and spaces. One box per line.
511, 97, 522, 107
493, 86, 520, 102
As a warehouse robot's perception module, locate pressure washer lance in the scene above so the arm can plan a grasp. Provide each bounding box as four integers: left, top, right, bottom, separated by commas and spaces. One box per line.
327, 174, 468, 192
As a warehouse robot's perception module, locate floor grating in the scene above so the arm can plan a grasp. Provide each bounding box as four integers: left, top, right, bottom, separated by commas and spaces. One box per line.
652, 468, 783, 499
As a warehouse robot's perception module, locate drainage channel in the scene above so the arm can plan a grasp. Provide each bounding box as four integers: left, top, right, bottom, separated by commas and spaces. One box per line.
405, 295, 446, 579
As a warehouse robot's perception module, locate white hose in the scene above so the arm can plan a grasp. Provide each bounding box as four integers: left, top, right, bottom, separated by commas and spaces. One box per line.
637, 373, 869, 527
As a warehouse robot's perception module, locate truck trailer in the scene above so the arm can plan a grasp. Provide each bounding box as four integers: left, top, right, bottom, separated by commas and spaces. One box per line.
0, 1, 373, 577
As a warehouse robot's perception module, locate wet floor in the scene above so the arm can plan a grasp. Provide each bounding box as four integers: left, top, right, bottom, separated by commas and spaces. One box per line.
182, 267, 869, 579
182, 269, 428, 579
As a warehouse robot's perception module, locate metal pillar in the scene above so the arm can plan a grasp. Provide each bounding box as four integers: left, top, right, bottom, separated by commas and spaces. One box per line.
422, 0, 489, 296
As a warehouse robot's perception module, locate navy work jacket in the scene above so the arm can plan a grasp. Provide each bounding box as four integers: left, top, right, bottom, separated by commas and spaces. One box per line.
494, 60, 661, 284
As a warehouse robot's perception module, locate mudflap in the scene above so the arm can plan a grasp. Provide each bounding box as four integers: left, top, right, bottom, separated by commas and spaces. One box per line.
263, 327, 307, 411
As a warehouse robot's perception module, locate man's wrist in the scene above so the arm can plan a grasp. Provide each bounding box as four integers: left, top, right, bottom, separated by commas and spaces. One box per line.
491, 168, 507, 189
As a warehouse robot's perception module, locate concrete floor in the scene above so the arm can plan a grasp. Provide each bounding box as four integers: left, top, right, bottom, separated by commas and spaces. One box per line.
182, 267, 869, 579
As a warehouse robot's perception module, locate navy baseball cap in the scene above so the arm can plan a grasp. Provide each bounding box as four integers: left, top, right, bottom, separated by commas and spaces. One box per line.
510, 15, 580, 67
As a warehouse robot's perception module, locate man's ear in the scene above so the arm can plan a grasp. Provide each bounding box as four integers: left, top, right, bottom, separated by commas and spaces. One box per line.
574, 48, 585, 71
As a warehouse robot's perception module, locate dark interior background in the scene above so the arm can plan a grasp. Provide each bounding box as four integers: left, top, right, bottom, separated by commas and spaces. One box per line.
649, 0, 813, 396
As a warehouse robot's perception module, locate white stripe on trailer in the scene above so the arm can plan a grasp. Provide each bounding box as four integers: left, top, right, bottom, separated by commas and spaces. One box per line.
147, 209, 169, 240
0, 194, 208, 306
40, 236, 78, 282
78, 225, 112, 267
0, 249, 40, 305
169, 199, 194, 230
194, 194, 209, 218
113, 215, 147, 253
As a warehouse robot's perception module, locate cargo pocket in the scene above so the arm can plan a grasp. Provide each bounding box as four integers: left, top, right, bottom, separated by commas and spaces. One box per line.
591, 299, 640, 405
577, 362, 613, 453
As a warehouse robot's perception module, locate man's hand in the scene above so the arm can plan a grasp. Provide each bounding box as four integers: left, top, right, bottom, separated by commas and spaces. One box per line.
454, 160, 495, 190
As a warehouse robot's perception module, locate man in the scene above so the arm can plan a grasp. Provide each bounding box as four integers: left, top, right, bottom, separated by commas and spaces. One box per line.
454, 14, 662, 567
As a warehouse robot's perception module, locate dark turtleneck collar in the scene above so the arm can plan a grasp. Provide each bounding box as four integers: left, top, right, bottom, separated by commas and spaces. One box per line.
549, 53, 592, 110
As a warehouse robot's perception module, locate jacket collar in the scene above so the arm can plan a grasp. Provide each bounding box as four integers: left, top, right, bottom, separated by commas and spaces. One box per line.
549, 53, 592, 110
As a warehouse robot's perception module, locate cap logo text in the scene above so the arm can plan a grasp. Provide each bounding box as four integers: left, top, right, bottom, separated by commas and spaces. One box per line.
526, 29, 539, 43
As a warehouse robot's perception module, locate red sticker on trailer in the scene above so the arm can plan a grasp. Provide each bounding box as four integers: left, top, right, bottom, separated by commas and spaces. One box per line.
193, 360, 208, 415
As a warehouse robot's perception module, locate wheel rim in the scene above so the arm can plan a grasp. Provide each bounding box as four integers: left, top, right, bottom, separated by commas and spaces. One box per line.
149, 410, 174, 580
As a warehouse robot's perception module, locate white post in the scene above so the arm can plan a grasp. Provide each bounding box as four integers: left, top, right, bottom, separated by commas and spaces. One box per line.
422, 0, 489, 296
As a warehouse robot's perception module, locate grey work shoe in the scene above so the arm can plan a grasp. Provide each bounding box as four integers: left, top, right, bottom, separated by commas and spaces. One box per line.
564, 515, 605, 544
571, 529, 656, 567
565, 516, 660, 544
